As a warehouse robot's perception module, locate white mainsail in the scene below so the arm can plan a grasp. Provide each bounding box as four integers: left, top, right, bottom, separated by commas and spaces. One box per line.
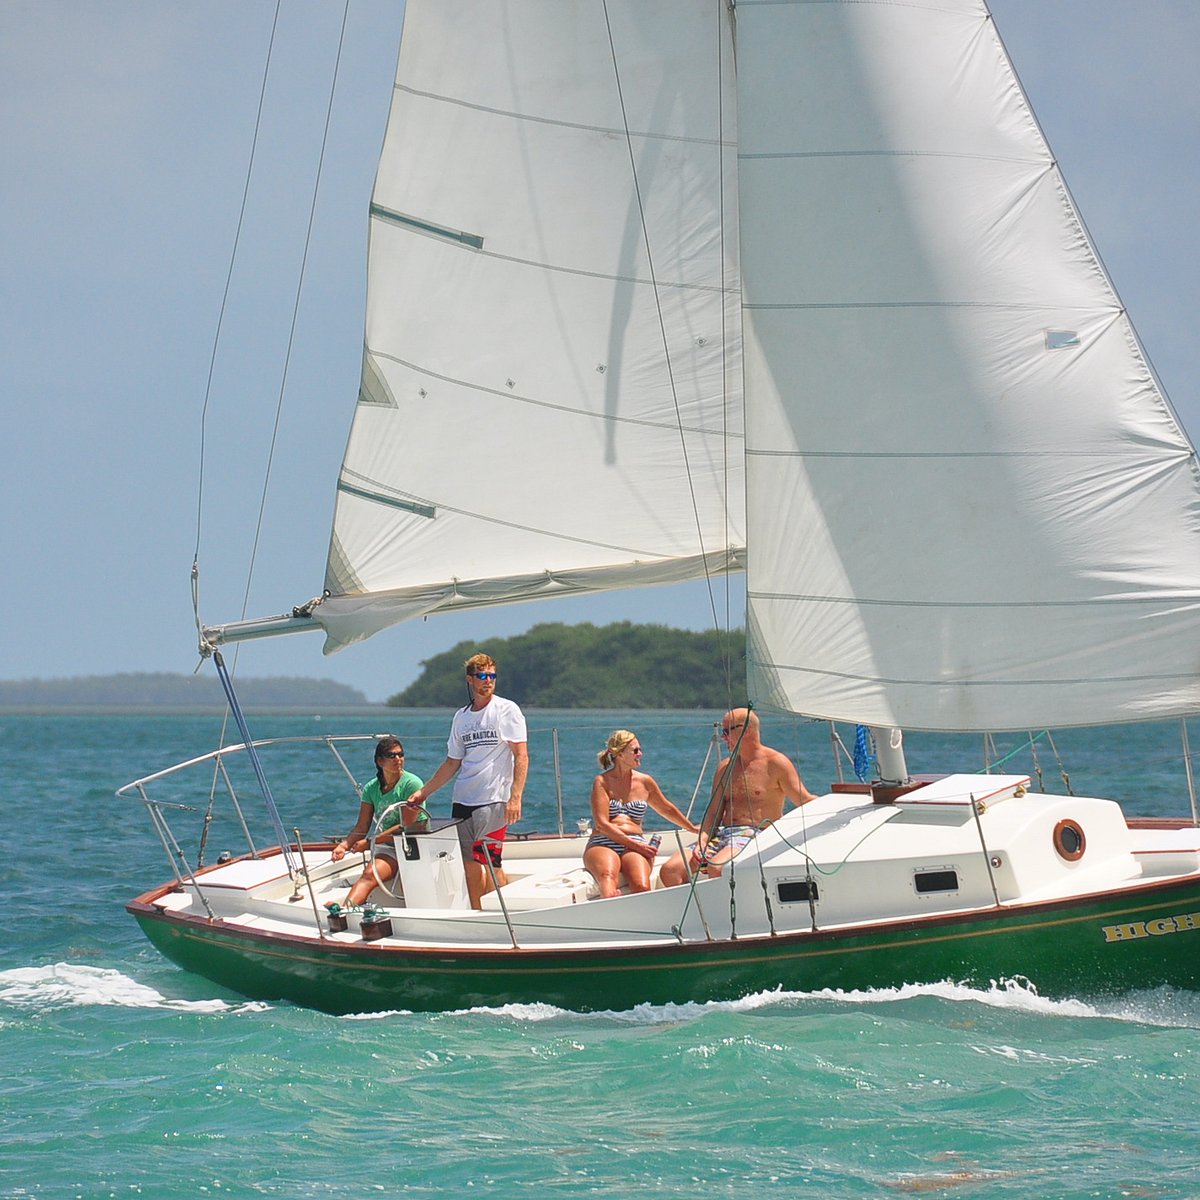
737, 0, 1200, 731
317, 0, 743, 650
210, 0, 1200, 736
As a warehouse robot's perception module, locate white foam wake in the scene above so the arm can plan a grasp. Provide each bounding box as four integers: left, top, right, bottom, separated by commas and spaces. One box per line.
0, 964, 269, 1014
437, 977, 1200, 1029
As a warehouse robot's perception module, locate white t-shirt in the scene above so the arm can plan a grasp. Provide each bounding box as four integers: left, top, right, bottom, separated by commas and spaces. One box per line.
447, 695, 527, 809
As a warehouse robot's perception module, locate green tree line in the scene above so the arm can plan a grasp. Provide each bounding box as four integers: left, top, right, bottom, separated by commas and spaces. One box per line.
0, 672, 368, 708
387, 622, 746, 709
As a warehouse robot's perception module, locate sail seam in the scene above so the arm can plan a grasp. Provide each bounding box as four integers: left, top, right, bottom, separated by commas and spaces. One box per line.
394, 83, 735, 150
735, 0, 984, 12
739, 150, 1047, 167
743, 301, 1103, 311
763, 663, 1200, 688
373, 218, 734, 297
365, 348, 743, 438
750, 592, 1200, 608
747, 449, 1150, 460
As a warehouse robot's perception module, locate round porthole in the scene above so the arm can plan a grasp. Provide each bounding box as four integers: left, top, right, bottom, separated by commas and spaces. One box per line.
1053, 819, 1086, 862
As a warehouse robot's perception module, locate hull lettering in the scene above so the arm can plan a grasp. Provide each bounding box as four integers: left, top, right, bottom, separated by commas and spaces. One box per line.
1102, 911, 1200, 943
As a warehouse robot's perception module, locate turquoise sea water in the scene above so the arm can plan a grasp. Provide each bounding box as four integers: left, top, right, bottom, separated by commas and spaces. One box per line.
2, 709, 1197, 1198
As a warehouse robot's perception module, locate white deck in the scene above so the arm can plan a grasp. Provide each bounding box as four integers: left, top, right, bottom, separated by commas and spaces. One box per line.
147, 778, 1200, 952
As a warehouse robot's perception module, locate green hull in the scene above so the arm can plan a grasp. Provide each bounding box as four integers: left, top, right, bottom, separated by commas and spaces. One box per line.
129, 874, 1200, 1013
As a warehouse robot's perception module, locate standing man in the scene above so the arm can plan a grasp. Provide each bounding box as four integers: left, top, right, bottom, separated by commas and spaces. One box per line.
659, 708, 817, 886
405, 653, 528, 909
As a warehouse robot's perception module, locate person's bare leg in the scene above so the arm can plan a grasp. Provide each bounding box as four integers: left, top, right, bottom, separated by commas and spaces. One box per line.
345, 856, 397, 906
659, 850, 690, 887
463, 860, 486, 909
621, 852, 652, 894
584, 846, 622, 898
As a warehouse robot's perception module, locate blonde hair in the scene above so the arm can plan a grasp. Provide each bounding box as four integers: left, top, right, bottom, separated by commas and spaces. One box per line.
464, 652, 496, 675
597, 729, 637, 771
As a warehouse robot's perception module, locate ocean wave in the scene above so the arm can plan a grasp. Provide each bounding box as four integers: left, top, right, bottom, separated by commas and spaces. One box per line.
0, 964, 270, 1014
787, 976, 1200, 1029
391, 977, 1200, 1029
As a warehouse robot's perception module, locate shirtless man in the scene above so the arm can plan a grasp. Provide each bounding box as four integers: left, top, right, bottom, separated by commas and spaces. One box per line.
659, 708, 818, 885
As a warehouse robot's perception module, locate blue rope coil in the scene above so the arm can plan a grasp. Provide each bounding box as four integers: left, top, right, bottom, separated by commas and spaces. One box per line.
853, 725, 876, 783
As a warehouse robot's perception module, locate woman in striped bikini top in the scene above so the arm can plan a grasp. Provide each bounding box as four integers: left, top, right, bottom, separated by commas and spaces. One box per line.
583, 728, 699, 900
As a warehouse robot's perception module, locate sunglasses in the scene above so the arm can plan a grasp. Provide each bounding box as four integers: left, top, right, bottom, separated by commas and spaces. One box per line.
720, 722, 745, 737
379, 751, 405, 759
630, 746, 643, 755
472, 672, 497, 681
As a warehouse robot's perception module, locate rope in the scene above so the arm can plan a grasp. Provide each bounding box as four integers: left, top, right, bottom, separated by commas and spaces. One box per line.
601, 1, 740, 709
193, 1, 283, 578
670, 711, 754, 939
683, 728, 722, 821
212, 650, 296, 875
189, 4, 351, 860
1043, 730, 1074, 795
1027, 730, 1046, 792
853, 725, 875, 782
975, 730, 1048, 774
237, 0, 351, 629
713, 0, 739, 709
766, 817, 882, 879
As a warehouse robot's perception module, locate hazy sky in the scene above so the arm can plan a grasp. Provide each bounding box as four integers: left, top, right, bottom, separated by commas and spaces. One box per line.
2, 1, 1197, 703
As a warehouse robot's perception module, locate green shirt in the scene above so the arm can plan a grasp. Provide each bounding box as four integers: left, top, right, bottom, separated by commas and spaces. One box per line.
362, 771, 424, 833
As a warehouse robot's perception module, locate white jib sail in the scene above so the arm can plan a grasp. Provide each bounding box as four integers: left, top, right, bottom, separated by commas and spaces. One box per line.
318, 0, 744, 650
738, 0, 1200, 731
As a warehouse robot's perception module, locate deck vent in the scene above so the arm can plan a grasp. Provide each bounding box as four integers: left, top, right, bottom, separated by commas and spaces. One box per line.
914, 869, 959, 894
777, 879, 819, 903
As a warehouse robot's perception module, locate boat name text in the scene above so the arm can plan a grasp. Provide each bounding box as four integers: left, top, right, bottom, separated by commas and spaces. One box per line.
1101, 911, 1200, 943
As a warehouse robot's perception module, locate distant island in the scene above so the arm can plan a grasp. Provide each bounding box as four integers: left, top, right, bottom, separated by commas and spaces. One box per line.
1, 622, 744, 710
389, 621, 745, 709
0, 672, 371, 708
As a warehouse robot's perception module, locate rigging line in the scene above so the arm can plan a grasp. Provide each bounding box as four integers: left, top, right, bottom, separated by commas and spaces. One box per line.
601, 2, 725, 626
192, 0, 283, 594
191, 4, 284, 808
767, 819, 881, 879
673, 711, 752, 937
975, 730, 1047, 774
1044, 730, 1075, 796
214, 4, 351, 785
238, 0, 352, 627
716, 0, 740, 708
1028, 729, 1046, 792
1181, 717, 1199, 827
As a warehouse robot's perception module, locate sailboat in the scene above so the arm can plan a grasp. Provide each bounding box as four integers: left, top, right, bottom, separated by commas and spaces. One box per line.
122, 0, 1200, 1014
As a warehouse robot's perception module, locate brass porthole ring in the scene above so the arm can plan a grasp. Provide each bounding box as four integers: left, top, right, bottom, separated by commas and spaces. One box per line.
1053, 818, 1086, 862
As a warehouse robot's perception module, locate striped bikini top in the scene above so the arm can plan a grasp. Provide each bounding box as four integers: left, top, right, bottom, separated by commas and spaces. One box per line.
608, 795, 647, 823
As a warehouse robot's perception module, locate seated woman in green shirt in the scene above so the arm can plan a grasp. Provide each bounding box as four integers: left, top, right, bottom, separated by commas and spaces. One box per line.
330, 736, 425, 907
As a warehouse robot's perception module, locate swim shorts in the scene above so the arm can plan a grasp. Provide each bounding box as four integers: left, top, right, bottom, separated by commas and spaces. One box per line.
452, 801, 508, 868
690, 824, 757, 870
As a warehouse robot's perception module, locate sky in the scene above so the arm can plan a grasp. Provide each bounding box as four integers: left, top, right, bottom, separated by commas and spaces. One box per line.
1, 1, 1197, 704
